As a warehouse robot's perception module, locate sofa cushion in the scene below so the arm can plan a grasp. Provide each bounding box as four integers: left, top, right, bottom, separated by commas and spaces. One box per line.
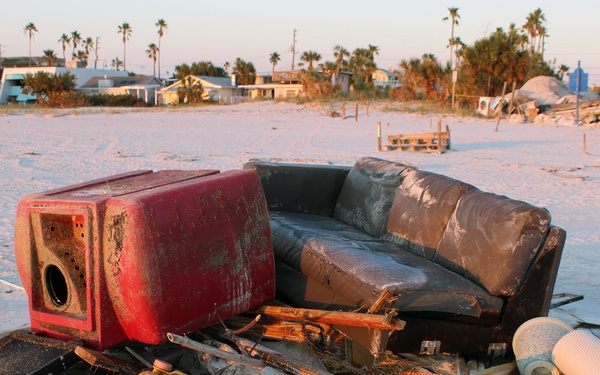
434, 190, 551, 297
384, 169, 475, 260
270, 211, 504, 318
333, 157, 410, 238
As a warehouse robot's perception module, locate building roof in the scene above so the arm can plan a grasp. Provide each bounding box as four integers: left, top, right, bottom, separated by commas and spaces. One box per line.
80, 75, 162, 88
161, 75, 236, 92
193, 75, 234, 88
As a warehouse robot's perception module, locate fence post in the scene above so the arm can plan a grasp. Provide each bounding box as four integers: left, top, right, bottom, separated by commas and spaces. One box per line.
437, 119, 443, 154
494, 82, 508, 132
377, 121, 382, 152
355, 100, 359, 122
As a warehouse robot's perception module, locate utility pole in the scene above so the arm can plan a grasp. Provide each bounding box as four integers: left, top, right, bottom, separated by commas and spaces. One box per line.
94, 37, 100, 69
290, 29, 297, 70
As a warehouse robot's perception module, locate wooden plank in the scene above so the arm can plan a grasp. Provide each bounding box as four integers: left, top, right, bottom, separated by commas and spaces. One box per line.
252, 305, 406, 331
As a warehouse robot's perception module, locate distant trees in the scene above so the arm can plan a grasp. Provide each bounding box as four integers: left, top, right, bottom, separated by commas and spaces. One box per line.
74, 50, 88, 67
147, 43, 159, 77
24, 22, 38, 67
177, 76, 204, 104
22, 71, 83, 107
117, 22, 132, 70
174, 61, 227, 80
394, 54, 445, 100
112, 57, 123, 71
269, 52, 281, 77
41, 49, 58, 67
333, 45, 349, 76
522, 8, 546, 54
348, 47, 377, 89
300, 51, 322, 71
443, 7, 460, 69
558, 64, 569, 81
232, 58, 256, 85
58, 33, 70, 65
156, 19, 168, 78
457, 23, 553, 97
70, 30, 82, 58
83, 37, 94, 59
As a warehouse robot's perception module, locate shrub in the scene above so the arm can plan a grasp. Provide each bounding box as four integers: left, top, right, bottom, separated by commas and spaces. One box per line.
85, 93, 148, 107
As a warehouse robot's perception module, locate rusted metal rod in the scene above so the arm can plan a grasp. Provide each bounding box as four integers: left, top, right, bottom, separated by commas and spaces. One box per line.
166, 333, 266, 369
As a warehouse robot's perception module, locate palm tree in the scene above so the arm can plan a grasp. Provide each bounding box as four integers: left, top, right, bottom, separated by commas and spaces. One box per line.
70, 30, 82, 58
117, 22, 132, 70
442, 7, 460, 69
349, 48, 376, 88
83, 37, 94, 59
333, 45, 349, 76
300, 50, 321, 70
58, 33, 71, 66
112, 57, 123, 71
232, 58, 256, 85
24, 22, 38, 67
224, 61, 230, 74
523, 8, 546, 53
269, 52, 281, 77
558, 64, 569, 81
156, 19, 168, 78
147, 43, 159, 77
74, 50, 88, 67
41, 49, 57, 67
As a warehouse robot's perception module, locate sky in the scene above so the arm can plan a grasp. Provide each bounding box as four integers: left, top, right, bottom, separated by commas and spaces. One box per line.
3, 0, 600, 84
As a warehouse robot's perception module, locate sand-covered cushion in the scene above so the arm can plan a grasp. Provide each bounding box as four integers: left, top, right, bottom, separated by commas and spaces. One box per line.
333, 157, 410, 237
433, 190, 551, 297
384, 169, 475, 260
269, 211, 504, 317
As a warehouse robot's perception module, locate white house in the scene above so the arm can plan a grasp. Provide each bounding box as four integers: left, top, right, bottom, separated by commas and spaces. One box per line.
156, 75, 242, 105
78, 75, 163, 104
0, 67, 128, 104
372, 68, 401, 88
240, 70, 304, 99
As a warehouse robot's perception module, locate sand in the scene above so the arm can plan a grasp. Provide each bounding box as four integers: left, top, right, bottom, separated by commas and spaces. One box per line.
1, 101, 598, 332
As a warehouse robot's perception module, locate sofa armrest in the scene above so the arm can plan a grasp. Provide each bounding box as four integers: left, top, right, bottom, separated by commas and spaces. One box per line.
494, 225, 566, 347
243, 161, 351, 216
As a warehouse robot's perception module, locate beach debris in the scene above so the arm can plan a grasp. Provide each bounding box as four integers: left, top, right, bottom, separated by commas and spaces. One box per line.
384, 122, 451, 153
74, 346, 144, 375
477, 76, 600, 124
251, 305, 406, 331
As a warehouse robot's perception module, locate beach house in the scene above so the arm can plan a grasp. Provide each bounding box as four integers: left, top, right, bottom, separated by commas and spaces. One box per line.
77, 75, 163, 104
156, 75, 243, 105
0, 67, 127, 104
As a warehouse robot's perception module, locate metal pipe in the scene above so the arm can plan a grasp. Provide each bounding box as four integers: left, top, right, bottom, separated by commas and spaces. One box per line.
166, 333, 266, 369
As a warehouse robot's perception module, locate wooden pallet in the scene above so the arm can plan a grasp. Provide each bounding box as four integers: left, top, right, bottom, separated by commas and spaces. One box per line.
385, 125, 451, 153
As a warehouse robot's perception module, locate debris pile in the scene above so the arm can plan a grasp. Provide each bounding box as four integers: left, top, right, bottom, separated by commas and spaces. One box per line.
478, 76, 600, 125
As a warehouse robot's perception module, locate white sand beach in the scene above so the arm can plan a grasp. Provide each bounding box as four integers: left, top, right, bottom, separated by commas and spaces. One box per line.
1, 101, 599, 332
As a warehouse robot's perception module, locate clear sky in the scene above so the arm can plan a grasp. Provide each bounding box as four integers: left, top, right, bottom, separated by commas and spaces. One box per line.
3, 0, 600, 84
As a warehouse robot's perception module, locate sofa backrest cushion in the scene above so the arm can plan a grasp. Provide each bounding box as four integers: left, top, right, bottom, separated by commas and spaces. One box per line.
433, 190, 551, 297
383, 169, 475, 260
333, 157, 410, 238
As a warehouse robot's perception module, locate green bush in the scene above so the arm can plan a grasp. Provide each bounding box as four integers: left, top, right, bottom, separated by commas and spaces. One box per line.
85, 94, 148, 107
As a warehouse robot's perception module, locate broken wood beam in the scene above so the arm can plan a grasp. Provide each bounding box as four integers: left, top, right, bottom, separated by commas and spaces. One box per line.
367, 289, 396, 314
252, 305, 406, 331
